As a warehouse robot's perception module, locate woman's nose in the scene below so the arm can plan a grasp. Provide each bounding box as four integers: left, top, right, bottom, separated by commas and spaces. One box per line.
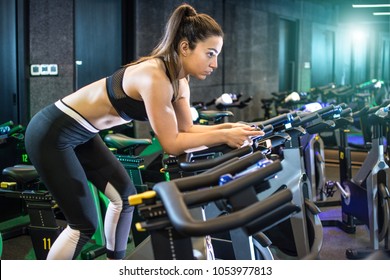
210, 57, 218, 69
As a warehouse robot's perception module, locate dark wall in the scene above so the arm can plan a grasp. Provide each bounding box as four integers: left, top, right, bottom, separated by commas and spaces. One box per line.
75, 0, 122, 89
0, 0, 27, 125
0, 0, 18, 124
27, 0, 124, 117
28, 0, 74, 117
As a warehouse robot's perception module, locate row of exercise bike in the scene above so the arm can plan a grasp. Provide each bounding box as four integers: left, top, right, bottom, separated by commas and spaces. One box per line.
0, 96, 389, 260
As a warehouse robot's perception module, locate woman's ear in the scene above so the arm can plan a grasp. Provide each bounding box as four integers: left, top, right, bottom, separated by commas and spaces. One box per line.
179, 40, 190, 56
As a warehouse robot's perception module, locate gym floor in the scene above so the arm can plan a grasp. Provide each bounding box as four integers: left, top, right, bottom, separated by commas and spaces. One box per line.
0, 148, 383, 260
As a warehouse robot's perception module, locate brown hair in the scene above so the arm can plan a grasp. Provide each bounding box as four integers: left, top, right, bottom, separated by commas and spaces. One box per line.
128, 3, 223, 100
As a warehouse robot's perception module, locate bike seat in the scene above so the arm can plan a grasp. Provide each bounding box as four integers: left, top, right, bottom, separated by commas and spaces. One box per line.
2, 165, 39, 185
104, 133, 152, 150
199, 110, 234, 121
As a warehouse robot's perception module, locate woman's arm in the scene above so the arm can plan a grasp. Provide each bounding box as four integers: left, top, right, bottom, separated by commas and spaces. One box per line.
139, 72, 262, 155
187, 122, 251, 132
173, 80, 252, 133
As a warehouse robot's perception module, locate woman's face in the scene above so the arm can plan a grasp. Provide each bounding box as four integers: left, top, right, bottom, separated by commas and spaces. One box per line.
181, 35, 223, 80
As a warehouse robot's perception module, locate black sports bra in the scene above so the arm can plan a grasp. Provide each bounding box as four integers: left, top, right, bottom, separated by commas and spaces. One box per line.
106, 58, 174, 121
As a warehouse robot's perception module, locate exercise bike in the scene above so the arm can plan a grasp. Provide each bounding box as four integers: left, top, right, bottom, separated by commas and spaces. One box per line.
162, 107, 332, 260
0, 165, 111, 260
126, 150, 300, 260
247, 104, 347, 259
324, 103, 390, 259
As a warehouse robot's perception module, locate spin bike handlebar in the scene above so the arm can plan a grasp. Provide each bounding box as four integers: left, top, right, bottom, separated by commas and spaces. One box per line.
178, 145, 253, 172
260, 113, 294, 128
291, 104, 342, 126
174, 151, 266, 192
340, 107, 353, 117
181, 159, 282, 206
153, 158, 289, 236
353, 100, 390, 117
292, 112, 321, 127
166, 123, 276, 174
249, 113, 294, 131
368, 100, 390, 115
177, 124, 276, 173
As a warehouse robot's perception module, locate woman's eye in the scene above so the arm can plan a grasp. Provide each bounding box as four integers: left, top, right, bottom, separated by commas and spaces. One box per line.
207, 52, 216, 58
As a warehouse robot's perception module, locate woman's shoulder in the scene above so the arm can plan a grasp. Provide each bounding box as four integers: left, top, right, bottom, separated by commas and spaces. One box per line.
126, 58, 170, 83
122, 58, 172, 97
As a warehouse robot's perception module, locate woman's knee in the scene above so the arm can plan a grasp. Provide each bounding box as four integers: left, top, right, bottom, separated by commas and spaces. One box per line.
107, 193, 134, 215
69, 218, 99, 239
105, 182, 136, 206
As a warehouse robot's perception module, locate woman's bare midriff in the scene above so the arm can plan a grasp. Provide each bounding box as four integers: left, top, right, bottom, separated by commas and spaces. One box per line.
62, 78, 130, 130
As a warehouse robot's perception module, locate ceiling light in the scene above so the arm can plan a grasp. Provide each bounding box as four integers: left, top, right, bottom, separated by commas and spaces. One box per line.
373, 12, 390, 15
352, 4, 390, 8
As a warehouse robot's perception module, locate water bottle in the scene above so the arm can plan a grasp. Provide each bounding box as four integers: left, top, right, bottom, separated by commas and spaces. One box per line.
375, 105, 390, 118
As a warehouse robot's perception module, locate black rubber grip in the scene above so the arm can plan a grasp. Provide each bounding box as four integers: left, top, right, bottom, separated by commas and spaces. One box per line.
179, 145, 253, 172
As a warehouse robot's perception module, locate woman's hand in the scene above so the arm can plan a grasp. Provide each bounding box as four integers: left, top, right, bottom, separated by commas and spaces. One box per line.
224, 125, 264, 148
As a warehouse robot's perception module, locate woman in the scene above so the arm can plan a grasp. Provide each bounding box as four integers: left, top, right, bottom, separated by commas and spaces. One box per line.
25, 3, 263, 260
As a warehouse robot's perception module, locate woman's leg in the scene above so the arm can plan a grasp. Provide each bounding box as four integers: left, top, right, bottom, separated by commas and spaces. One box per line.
75, 135, 136, 259
25, 107, 101, 259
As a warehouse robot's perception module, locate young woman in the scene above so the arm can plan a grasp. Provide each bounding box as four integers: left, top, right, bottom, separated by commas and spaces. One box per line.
24, 3, 263, 260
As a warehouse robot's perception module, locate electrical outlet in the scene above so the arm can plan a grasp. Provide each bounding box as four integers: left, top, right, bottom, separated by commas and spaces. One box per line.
30, 64, 41, 76
40, 64, 49, 75
49, 64, 58, 75
30, 63, 59, 76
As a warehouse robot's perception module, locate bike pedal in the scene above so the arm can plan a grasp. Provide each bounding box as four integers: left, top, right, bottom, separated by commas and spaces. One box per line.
323, 180, 337, 197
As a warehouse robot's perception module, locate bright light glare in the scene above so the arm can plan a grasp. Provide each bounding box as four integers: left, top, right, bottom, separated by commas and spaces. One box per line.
351, 29, 367, 43
373, 12, 390, 15
352, 4, 390, 8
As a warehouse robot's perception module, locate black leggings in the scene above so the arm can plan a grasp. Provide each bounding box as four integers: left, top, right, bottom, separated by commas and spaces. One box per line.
25, 104, 136, 259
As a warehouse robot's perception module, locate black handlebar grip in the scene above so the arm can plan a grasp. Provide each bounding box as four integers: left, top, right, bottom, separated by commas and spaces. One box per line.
305, 120, 335, 134
366, 105, 381, 115
183, 160, 283, 206
154, 182, 292, 236
261, 124, 274, 134
353, 105, 370, 117
179, 145, 253, 172
340, 107, 352, 117
292, 113, 320, 126
250, 124, 274, 143
321, 105, 342, 119
259, 113, 294, 128
313, 104, 335, 116
173, 151, 266, 192
355, 101, 390, 117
